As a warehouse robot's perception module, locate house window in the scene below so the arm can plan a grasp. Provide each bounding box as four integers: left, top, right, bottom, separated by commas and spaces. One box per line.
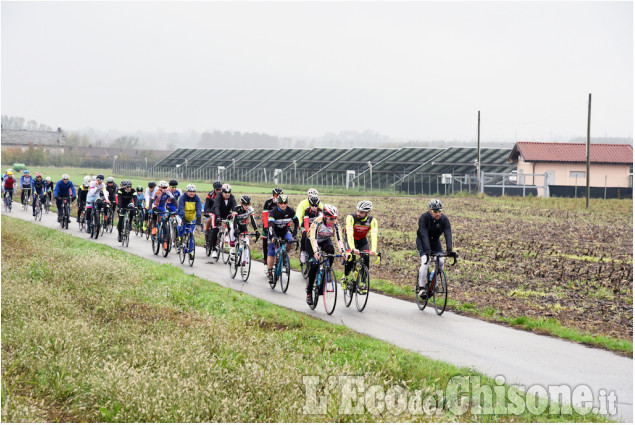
570, 171, 585, 179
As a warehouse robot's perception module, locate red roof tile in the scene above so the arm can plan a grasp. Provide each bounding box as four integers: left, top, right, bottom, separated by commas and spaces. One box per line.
509, 142, 633, 164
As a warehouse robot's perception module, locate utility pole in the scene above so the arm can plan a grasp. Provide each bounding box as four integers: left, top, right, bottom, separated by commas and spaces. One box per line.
477, 110, 481, 191
586, 94, 591, 209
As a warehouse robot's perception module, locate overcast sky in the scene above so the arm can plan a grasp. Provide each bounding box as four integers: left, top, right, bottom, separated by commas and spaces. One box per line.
1, 1, 632, 142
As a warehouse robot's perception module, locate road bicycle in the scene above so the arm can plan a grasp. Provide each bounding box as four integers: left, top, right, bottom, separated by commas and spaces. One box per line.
415, 253, 457, 315
178, 221, 197, 267
299, 236, 310, 280
120, 206, 136, 247
228, 230, 259, 281
59, 196, 71, 229
146, 210, 157, 241
153, 211, 173, 257
44, 191, 51, 214
22, 188, 31, 211
169, 212, 180, 251
78, 202, 88, 231
3, 191, 12, 212
342, 251, 382, 312
103, 203, 115, 234
33, 193, 44, 221
308, 251, 343, 315
269, 238, 297, 293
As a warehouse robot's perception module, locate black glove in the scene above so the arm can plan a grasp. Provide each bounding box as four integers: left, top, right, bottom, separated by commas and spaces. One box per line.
72, 196, 77, 202
425, 251, 432, 264
196, 217, 202, 226
255, 230, 261, 240
448, 251, 457, 258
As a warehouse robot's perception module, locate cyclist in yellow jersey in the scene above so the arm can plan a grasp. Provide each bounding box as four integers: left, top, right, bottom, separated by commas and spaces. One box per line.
296, 188, 324, 224
341, 200, 378, 290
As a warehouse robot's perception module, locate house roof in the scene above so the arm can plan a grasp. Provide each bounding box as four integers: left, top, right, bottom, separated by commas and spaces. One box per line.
509, 142, 633, 164
1, 128, 66, 146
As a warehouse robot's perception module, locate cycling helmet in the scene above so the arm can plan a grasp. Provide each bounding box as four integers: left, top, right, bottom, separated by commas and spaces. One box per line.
148, 181, 156, 189
308, 195, 320, 207
186, 184, 197, 192
240, 194, 252, 205
322, 204, 338, 218
136, 186, 144, 192
83, 176, 91, 186
106, 176, 115, 183
24, 170, 30, 174
428, 199, 443, 211
277, 194, 289, 204
7, 170, 13, 175
272, 187, 283, 195
169, 179, 178, 187
124, 180, 133, 188
221, 183, 231, 193
213, 181, 222, 190
357, 200, 373, 212
62, 174, 70, 180
307, 188, 318, 197
96, 174, 105, 181
45, 176, 51, 181
36, 172, 42, 178
7, 169, 13, 173
83, 175, 91, 182
158, 180, 169, 188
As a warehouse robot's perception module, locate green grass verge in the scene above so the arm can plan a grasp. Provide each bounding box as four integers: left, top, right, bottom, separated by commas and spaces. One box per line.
1, 216, 609, 422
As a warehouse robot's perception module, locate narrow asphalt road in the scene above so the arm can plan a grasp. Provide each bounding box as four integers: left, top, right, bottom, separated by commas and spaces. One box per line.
3, 206, 632, 422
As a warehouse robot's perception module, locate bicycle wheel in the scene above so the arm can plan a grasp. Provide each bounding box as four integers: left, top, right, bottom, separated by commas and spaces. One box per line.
343, 270, 354, 308
433, 268, 448, 315
63, 206, 70, 229
416, 275, 428, 311
179, 233, 187, 264
146, 218, 152, 240
355, 265, 370, 312
220, 230, 230, 264
205, 230, 213, 257
35, 201, 42, 221
152, 227, 160, 255
79, 212, 85, 231
269, 253, 278, 289
134, 215, 140, 236
323, 265, 337, 315
228, 245, 238, 278
240, 244, 251, 282
93, 210, 101, 240
280, 252, 291, 293
123, 216, 130, 247
187, 233, 195, 267
310, 272, 321, 310
161, 223, 171, 257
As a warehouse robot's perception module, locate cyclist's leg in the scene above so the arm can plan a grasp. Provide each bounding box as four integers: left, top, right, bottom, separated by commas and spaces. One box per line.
32, 192, 38, 215
431, 240, 444, 271
305, 242, 318, 295
55, 196, 63, 220
416, 238, 429, 288
358, 239, 370, 270
117, 205, 125, 236
176, 215, 183, 238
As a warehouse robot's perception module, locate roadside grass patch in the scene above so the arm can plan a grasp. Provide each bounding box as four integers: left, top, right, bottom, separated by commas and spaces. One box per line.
1, 216, 609, 422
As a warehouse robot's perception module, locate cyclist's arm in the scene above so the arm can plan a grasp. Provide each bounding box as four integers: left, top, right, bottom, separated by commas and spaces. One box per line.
308, 216, 321, 253
370, 217, 378, 253
334, 222, 345, 253
295, 200, 307, 223
417, 214, 431, 255
345, 215, 355, 250
442, 216, 453, 253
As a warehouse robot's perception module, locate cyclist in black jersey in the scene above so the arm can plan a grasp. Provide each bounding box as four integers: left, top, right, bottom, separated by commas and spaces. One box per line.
266, 194, 298, 284
262, 187, 283, 266
416, 199, 456, 298
210, 183, 237, 259
116, 180, 137, 242
76, 176, 90, 222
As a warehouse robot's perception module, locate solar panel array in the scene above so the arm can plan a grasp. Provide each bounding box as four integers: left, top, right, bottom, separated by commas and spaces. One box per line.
153, 146, 515, 194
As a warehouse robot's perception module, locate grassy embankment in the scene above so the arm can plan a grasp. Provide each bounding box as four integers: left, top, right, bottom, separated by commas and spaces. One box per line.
1, 216, 608, 422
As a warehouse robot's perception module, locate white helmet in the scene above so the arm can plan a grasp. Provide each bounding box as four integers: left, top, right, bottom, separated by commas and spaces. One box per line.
61, 174, 70, 180
186, 184, 196, 192
356, 200, 373, 212
106, 176, 115, 183
83, 176, 91, 186
158, 180, 169, 188
46, 176, 51, 182
307, 188, 318, 197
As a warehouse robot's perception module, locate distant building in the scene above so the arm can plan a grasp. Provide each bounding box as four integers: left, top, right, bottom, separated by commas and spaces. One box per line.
509, 141, 633, 197
1, 127, 66, 154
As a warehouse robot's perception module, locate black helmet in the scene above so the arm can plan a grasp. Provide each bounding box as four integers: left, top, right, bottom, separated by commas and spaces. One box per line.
169, 179, 178, 187
213, 181, 222, 190
272, 187, 283, 195
428, 199, 443, 211
308, 195, 320, 207
136, 186, 144, 192
148, 181, 156, 189
96, 174, 105, 181
240, 195, 252, 205
277, 194, 289, 204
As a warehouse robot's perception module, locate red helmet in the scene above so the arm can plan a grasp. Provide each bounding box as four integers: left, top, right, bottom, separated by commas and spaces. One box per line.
322, 204, 338, 219
36, 172, 42, 178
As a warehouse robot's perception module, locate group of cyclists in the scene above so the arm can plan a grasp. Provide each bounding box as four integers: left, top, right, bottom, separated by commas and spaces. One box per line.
3, 167, 457, 312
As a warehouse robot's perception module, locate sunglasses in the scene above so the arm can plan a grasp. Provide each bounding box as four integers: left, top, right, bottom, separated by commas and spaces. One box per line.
215, 188, 222, 191
170, 186, 177, 189
327, 217, 337, 221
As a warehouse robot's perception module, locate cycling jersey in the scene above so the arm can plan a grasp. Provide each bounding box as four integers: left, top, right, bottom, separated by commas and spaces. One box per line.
3, 176, 16, 190
20, 175, 33, 189
345, 213, 378, 252
87, 181, 108, 203
233, 205, 258, 233
77, 185, 89, 204
117, 187, 136, 209
135, 193, 145, 208
144, 187, 157, 208
153, 190, 175, 213
31, 178, 46, 195
213, 194, 237, 220
203, 190, 221, 214
167, 188, 182, 212
308, 215, 344, 251
302, 206, 323, 232
267, 206, 299, 239
178, 194, 202, 222
296, 198, 324, 223
53, 179, 77, 198
416, 211, 452, 255
105, 183, 118, 201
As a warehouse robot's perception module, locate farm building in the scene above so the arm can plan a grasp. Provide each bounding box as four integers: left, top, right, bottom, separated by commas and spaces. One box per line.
509, 142, 633, 198
144, 146, 516, 195
1, 128, 66, 154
